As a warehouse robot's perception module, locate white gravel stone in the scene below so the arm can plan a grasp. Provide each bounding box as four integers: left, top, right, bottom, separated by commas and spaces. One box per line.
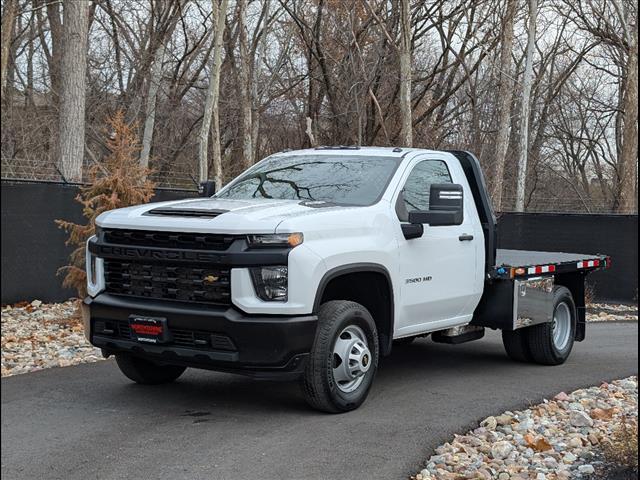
491, 441, 514, 460
569, 410, 594, 427
480, 416, 498, 430
578, 464, 595, 475
586, 303, 638, 323
2, 300, 104, 377
413, 376, 638, 480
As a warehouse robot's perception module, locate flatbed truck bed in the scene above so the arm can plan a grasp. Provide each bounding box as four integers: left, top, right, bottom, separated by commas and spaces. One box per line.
492, 249, 610, 279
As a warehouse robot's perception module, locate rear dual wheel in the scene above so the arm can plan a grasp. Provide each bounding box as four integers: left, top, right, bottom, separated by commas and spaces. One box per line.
502, 286, 577, 365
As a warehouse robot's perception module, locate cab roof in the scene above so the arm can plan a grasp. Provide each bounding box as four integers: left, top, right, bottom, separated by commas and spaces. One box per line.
275, 146, 443, 158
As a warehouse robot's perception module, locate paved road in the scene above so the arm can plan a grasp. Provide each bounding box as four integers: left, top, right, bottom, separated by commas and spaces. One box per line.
2, 323, 637, 480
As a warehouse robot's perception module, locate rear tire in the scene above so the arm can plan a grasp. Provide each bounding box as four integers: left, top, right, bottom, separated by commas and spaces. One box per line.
527, 286, 576, 365
115, 354, 186, 385
501, 286, 576, 365
502, 329, 533, 362
301, 300, 379, 413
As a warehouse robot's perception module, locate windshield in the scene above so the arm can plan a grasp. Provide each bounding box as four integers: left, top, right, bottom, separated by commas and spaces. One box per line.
216, 154, 400, 206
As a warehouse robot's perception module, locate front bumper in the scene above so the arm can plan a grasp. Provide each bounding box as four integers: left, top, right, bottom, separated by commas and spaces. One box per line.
83, 294, 317, 380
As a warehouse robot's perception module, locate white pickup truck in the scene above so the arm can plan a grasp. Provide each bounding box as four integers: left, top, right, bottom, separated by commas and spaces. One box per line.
83, 147, 609, 412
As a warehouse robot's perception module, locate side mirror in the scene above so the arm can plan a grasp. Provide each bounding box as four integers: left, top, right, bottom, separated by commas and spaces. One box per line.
198, 180, 216, 197
408, 183, 464, 226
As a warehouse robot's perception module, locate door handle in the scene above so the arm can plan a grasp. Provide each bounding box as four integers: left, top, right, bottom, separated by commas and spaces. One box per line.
459, 234, 474, 241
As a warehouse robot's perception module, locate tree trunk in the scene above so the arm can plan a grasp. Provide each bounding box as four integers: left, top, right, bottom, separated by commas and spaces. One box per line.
26, 14, 35, 106
58, 0, 90, 183
514, 0, 537, 212
616, 27, 638, 214
0, 0, 17, 98
46, 0, 64, 100
237, 0, 253, 169
198, 0, 228, 187
488, 0, 517, 212
251, 1, 270, 164
398, 0, 412, 147
139, 42, 166, 169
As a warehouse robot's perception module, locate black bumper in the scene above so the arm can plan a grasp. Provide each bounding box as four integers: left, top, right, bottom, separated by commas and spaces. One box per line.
83, 294, 317, 380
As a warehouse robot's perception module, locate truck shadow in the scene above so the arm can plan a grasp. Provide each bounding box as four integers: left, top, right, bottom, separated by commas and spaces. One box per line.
105, 335, 530, 416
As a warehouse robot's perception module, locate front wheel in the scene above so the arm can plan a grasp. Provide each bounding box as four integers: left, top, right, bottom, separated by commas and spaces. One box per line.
301, 301, 379, 413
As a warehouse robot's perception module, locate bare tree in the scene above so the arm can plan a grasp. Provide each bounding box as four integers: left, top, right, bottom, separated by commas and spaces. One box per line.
488, 0, 517, 211
58, 0, 90, 182
237, 0, 253, 169
617, 23, 638, 213
139, 42, 165, 169
1, 0, 17, 97
398, 0, 412, 146
0, 0, 636, 215
515, 0, 537, 212
198, 0, 228, 187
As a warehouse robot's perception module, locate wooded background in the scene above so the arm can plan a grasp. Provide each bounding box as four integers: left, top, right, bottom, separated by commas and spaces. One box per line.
1, 0, 638, 213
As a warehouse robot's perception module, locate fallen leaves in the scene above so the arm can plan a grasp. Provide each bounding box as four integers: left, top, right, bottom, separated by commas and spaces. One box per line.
524, 433, 553, 452
590, 408, 617, 420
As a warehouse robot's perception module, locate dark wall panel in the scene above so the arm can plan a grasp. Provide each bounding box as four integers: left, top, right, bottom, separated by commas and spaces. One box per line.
1, 181, 197, 304
498, 213, 638, 303
1, 182, 637, 304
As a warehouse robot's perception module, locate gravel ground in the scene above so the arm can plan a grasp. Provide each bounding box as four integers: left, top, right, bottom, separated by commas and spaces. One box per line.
0, 300, 637, 378
1, 300, 102, 377
414, 376, 638, 480
586, 304, 638, 323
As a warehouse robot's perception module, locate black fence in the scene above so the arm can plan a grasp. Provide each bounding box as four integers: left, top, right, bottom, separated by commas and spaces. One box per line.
497, 213, 637, 303
1, 181, 197, 304
1, 181, 637, 304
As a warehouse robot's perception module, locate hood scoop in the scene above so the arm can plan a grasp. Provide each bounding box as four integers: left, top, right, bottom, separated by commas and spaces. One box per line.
145, 207, 228, 218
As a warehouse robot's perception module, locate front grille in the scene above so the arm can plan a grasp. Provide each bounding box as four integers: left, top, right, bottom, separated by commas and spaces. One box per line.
102, 228, 235, 251
104, 260, 231, 305
94, 320, 236, 351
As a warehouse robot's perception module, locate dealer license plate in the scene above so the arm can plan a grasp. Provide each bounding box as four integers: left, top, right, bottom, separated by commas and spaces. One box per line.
128, 315, 169, 344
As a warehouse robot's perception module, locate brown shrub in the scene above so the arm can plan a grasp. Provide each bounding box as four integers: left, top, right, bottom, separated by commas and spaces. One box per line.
56, 110, 156, 297
602, 415, 639, 473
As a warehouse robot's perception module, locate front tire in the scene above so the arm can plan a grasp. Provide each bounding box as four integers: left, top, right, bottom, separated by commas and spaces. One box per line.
301, 301, 379, 413
115, 354, 186, 385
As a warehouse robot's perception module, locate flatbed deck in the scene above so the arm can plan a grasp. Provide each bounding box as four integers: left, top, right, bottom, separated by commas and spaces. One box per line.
492, 249, 609, 279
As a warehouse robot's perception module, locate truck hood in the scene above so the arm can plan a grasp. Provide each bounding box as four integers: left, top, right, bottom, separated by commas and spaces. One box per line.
95, 197, 350, 234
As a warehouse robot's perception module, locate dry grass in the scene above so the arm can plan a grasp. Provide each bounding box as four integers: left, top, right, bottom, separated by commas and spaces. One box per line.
602, 415, 639, 473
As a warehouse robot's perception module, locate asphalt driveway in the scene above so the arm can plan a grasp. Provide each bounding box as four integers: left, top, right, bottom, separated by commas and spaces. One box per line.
2, 322, 637, 480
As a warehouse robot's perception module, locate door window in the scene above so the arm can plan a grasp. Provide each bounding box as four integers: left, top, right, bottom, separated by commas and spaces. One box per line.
398, 160, 452, 219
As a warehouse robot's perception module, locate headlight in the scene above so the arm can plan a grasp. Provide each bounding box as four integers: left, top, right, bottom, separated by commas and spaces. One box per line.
250, 266, 288, 301
246, 233, 303, 248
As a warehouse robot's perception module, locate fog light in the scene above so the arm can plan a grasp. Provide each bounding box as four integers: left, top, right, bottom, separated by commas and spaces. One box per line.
250, 266, 288, 301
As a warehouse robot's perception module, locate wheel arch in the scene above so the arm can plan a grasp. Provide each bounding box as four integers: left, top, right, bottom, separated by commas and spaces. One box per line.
314, 263, 395, 356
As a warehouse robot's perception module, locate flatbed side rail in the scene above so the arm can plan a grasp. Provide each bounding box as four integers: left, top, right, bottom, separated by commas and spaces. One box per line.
490, 254, 611, 280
